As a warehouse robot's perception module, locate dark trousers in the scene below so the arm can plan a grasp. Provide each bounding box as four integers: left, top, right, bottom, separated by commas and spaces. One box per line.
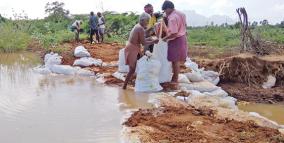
90, 28, 99, 43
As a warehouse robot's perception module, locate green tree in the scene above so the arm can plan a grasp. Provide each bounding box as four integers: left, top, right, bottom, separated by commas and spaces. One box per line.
45, 1, 70, 22
260, 19, 269, 26
280, 20, 284, 28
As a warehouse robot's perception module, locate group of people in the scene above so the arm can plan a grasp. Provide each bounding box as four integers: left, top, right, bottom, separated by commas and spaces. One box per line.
71, 12, 105, 43
123, 1, 188, 89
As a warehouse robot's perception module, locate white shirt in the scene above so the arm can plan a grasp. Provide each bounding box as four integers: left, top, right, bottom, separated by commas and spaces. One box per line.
72, 20, 81, 28
98, 17, 105, 29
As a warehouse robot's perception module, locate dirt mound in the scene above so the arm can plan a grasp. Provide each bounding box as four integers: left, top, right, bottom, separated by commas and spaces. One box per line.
202, 55, 284, 86
220, 82, 284, 103
124, 106, 284, 143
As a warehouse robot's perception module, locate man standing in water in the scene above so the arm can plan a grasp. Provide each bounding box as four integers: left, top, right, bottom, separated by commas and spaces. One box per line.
162, 1, 188, 85
144, 4, 157, 53
89, 12, 99, 44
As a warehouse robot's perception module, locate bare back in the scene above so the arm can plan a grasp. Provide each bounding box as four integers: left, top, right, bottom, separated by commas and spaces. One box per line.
128, 24, 145, 46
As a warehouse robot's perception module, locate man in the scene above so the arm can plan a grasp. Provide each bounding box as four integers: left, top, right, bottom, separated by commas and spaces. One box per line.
71, 20, 82, 42
162, 1, 188, 84
97, 12, 105, 43
89, 12, 99, 44
143, 4, 157, 53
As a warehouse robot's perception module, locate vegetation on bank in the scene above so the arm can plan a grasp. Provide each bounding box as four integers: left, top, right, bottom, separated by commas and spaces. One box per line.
0, 1, 284, 53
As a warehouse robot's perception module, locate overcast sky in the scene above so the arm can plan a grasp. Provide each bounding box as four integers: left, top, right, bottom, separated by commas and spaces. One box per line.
1, 0, 284, 24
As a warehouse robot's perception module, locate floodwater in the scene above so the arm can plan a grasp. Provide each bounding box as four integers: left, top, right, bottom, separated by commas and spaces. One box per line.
239, 103, 284, 125
0, 52, 152, 143
0, 52, 283, 143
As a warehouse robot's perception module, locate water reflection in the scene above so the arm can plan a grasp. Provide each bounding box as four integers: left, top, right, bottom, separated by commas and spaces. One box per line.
239, 103, 284, 125
0, 52, 124, 143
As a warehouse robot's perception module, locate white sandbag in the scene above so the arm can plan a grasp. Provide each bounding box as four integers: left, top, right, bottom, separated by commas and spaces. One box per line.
178, 74, 191, 83
201, 70, 220, 85
262, 75, 276, 89
203, 88, 228, 97
153, 40, 172, 83
76, 68, 95, 76
50, 65, 77, 75
44, 52, 59, 63
179, 81, 219, 92
33, 66, 52, 75
118, 48, 129, 73
102, 61, 118, 67
185, 71, 204, 82
184, 57, 199, 72
74, 46, 91, 58
249, 112, 279, 127
73, 57, 102, 67
135, 56, 163, 92
188, 90, 206, 96
45, 53, 62, 67
112, 71, 126, 81
188, 94, 237, 110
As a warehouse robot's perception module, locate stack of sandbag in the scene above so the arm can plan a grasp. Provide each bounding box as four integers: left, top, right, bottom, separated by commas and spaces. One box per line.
73, 57, 103, 67
135, 55, 163, 92
118, 48, 129, 73
34, 52, 95, 76
187, 89, 237, 110
44, 52, 62, 67
184, 57, 220, 85
176, 57, 237, 110
74, 46, 90, 58
34, 52, 63, 74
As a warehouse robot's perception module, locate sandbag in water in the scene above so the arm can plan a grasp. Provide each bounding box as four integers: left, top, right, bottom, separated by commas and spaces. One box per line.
118, 48, 129, 73
135, 56, 163, 92
50, 65, 77, 75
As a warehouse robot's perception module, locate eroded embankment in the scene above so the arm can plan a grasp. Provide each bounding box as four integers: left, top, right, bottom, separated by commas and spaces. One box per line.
198, 54, 284, 103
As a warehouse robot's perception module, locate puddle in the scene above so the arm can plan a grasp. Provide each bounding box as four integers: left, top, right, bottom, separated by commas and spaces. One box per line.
239, 103, 284, 125
0, 52, 150, 143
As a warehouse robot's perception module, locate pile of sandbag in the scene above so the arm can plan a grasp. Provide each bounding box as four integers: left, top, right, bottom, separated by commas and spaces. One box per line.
184, 57, 220, 85
135, 55, 163, 92
73, 46, 104, 67
173, 57, 237, 110
34, 52, 95, 76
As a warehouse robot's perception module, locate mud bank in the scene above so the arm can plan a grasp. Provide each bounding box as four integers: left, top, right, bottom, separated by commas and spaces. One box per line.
122, 95, 284, 143
198, 54, 284, 103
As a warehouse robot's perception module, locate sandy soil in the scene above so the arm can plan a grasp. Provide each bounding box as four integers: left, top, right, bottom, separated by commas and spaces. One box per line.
123, 105, 284, 143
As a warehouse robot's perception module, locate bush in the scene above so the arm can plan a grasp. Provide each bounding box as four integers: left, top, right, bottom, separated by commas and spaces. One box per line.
0, 23, 31, 52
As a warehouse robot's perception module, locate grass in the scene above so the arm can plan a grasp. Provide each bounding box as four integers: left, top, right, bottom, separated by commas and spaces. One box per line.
0, 12, 284, 53
188, 26, 240, 49
0, 23, 31, 52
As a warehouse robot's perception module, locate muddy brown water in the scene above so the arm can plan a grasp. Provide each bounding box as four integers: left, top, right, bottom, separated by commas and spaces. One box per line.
239, 103, 284, 125
0, 52, 153, 143
0, 52, 283, 143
